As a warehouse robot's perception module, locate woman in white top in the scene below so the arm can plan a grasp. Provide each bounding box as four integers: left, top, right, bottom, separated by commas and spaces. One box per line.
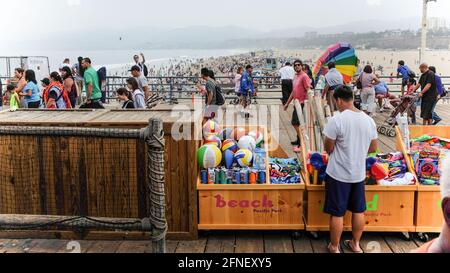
359, 65, 380, 116
126, 77, 146, 109
231, 67, 244, 105
234, 67, 244, 95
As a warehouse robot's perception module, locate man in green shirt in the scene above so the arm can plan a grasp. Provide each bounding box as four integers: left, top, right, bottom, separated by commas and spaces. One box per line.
80, 58, 104, 109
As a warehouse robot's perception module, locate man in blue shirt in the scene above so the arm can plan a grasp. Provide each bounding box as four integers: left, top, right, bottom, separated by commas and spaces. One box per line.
429, 66, 443, 125
239, 65, 255, 117
397, 60, 411, 96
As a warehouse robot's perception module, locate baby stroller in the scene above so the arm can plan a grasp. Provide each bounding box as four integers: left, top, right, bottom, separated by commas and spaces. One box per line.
377, 94, 417, 137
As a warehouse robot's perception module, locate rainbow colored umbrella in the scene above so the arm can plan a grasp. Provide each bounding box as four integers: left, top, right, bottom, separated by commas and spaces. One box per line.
312, 42, 358, 84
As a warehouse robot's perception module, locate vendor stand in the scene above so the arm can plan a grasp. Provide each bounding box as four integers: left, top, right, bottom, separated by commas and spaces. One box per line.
396, 126, 447, 241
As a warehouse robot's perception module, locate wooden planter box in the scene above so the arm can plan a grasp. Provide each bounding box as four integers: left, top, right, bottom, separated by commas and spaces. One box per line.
303, 128, 416, 232
198, 126, 306, 230
0, 109, 200, 240
396, 126, 445, 233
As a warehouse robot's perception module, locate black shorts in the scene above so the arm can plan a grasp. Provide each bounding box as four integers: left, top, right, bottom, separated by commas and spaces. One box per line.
281, 80, 293, 105
402, 79, 408, 88
27, 101, 40, 109
324, 174, 366, 217
80, 100, 105, 109
420, 97, 436, 120
291, 103, 305, 126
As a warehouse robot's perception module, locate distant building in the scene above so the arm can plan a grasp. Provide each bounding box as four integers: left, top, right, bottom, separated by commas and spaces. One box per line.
305, 31, 318, 38
428, 17, 449, 31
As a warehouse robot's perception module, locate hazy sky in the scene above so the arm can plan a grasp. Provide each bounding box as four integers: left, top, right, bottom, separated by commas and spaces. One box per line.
1, 0, 450, 37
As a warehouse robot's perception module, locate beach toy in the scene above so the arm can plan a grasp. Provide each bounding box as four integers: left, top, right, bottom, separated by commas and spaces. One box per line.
411, 134, 431, 143
238, 136, 257, 151
221, 139, 238, 153
371, 162, 389, 180
223, 149, 235, 169
235, 149, 253, 167
219, 128, 233, 141
248, 130, 264, 147
366, 157, 377, 171
312, 43, 358, 84
203, 120, 221, 138
204, 135, 222, 149
310, 152, 325, 171
231, 127, 247, 141
197, 145, 222, 169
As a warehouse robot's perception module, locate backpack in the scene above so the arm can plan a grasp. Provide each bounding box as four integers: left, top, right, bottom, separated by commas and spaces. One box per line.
97, 67, 107, 88
407, 70, 416, 79
143, 64, 149, 77
215, 85, 225, 106
45, 82, 72, 109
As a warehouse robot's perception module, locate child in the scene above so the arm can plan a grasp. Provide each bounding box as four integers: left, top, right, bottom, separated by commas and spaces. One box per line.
4, 85, 20, 111
116, 88, 135, 109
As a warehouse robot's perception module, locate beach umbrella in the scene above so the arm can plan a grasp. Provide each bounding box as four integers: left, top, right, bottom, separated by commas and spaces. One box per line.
312, 42, 358, 84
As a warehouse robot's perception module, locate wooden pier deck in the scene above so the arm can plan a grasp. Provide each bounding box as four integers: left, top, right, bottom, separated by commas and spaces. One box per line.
0, 231, 438, 253
0, 101, 448, 253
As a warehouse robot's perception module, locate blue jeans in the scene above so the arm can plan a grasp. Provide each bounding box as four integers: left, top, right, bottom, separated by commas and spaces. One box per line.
432, 101, 441, 122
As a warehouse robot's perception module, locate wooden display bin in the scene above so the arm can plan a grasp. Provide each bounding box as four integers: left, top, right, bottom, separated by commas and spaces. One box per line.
304, 130, 416, 232
396, 126, 445, 233
198, 126, 306, 230
0, 109, 200, 240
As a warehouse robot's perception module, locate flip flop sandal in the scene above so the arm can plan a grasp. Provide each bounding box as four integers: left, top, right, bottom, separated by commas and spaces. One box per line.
343, 240, 363, 253
327, 243, 341, 254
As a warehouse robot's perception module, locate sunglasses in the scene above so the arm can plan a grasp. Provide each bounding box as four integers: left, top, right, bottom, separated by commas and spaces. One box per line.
294, 64, 302, 67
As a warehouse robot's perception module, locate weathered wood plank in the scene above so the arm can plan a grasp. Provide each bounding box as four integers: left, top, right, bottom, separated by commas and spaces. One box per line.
84, 241, 123, 253
264, 232, 294, 253
292, 236, 314, 253
235, 232, 264, 253
205, 233, 236, 253
360, 234, 393, 253
175, 237, 207, 253
384, 234, 419, 253
115, 241, 152, 253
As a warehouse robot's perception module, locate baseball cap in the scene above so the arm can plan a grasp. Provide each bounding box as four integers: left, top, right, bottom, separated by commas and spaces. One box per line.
41, 78, 50, 85
129, 65, 141, 72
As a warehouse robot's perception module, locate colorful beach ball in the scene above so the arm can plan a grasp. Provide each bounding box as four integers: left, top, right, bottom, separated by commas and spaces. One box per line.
197, 145, 222, 169
248, 130, 264, 147
231, 127, 247, 141
222, 139, 238, 153
235, 149, 253, 167
204, 135, 222, 149
219, 128, 233, 141
238, 136, 257, 151
223, 149, 235, 169
203, 120, 221, 138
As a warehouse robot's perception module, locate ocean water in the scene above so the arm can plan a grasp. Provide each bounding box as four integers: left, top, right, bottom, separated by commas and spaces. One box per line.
0, 48, 249, 75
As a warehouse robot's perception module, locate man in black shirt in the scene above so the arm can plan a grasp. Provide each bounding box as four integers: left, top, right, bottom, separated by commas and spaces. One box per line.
413, 63, 438, 125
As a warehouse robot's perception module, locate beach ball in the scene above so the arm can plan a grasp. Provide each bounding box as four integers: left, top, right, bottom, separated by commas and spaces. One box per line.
223, 150, 235, 169
235, 149, 253, 167
238, 136, 256, 151
222, 139, 238, 153
219, 128, 233, 141
203, 120, 221, 138
197, 145, 222, 169
371, 162, 389, 180
248, 130, 264, 147
231, 127, 247, 141
204, 135, 222, 149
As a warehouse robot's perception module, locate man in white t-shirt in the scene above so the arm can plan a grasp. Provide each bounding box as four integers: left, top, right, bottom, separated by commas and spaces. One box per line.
279, 62, 295, 105
323, 85, 378, 254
